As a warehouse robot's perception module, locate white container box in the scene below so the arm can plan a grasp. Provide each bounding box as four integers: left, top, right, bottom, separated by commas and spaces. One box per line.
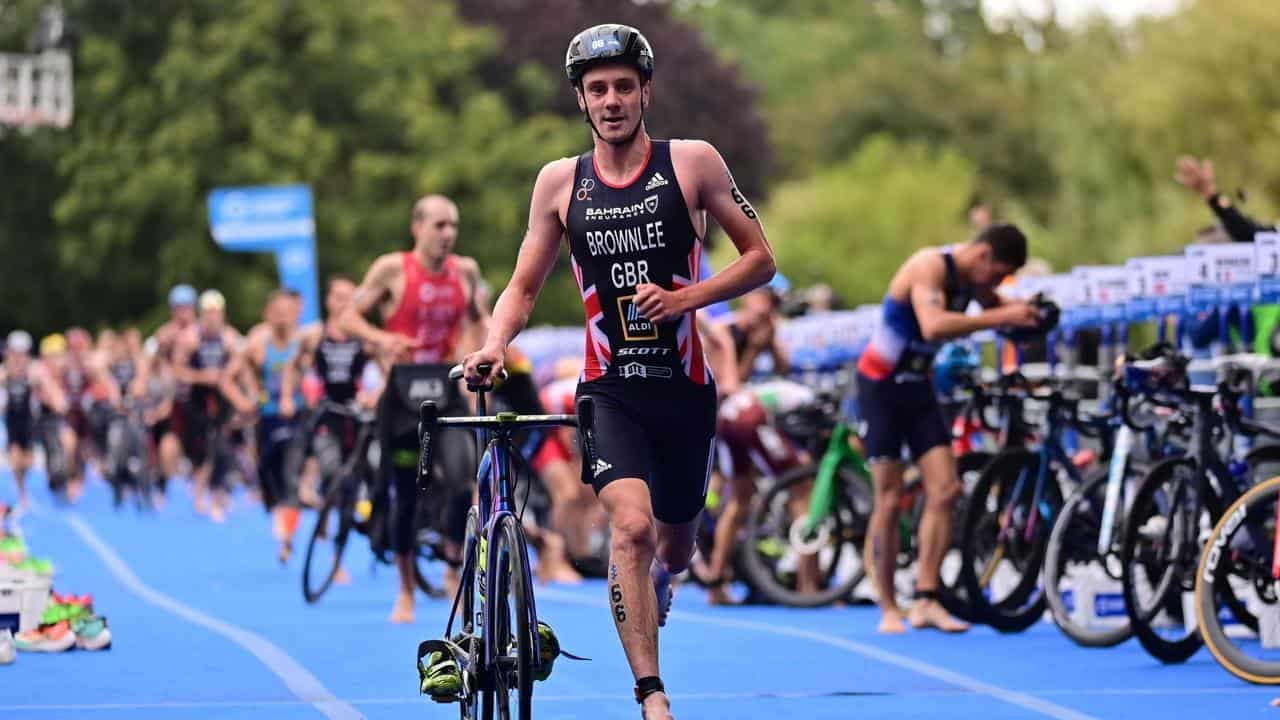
0, 571, 52, 633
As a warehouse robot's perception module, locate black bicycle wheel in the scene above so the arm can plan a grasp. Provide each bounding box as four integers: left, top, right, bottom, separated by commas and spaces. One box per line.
1043, 470, 1133, 647
959, 448, 1062, 633
302, 481, 352, 604
1120, 456, 1209, 663
738, 463, 870, 608
938, 450, 993, 623
486, 514, 534, 720
1196, 474, 1280, 684
458, 506, 481, 720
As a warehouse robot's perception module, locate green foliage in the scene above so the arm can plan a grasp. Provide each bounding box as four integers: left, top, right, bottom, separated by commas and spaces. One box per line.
0, 0, 580, 334
721, 134, 976, 305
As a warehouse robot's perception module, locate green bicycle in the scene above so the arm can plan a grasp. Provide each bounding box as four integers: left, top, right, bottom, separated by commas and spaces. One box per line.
738, 393, 992, 611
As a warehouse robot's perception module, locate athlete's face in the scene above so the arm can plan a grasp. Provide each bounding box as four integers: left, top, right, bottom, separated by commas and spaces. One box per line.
171, 304, 195, 326
326, 279, 355, 317
962, 244, 1013, 286
266, 296, 293, 333
411, 200, 459, 261
577, 66, 648, 143
200, 307, 225, 333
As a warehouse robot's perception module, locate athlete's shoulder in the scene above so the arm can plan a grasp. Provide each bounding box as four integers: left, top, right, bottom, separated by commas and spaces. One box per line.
668, 138, 718, 160
452, 254, 481, 276
535, 157, 578, 187
901, 248, 947, 288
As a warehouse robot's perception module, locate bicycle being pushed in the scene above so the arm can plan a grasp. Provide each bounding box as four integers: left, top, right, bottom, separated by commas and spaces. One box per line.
415, 364, 584, 720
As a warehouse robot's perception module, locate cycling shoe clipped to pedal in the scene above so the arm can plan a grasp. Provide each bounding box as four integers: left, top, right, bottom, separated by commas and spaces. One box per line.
536, 621, 590, 682
416, 638, 469, 703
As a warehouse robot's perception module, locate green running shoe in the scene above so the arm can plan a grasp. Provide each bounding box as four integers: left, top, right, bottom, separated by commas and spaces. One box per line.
418, 650, 462, 700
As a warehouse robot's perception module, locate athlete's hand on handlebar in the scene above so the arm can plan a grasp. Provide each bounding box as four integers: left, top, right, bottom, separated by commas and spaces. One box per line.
992, 302, 1041, 329
634, 283, 688, 324
461, 343, 506, 387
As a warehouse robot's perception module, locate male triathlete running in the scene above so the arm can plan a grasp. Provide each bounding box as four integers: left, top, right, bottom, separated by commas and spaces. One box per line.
461, 25, 774, 719
338, 194, 485, 624
147, 284, 200, 483
856, 223, 1038, 634
173, 290, 240, 521
63, 327, 120, 498
3, 331, 67, 507
222, 289, 304, 561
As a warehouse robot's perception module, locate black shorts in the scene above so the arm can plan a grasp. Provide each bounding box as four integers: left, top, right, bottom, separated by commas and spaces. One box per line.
855, 371, 949, 464
5, 413, 33, 450
576, 376, 717, 525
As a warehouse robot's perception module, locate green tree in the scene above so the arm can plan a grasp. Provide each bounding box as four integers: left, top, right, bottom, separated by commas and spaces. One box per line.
0, 0, 583, 335
730, 134, 978, 306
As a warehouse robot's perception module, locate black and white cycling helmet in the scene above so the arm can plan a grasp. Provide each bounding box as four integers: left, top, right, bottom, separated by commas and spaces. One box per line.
565, 24, 654, 86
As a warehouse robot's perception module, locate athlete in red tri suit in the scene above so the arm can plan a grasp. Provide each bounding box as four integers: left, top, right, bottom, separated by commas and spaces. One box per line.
463, 25, 774, 719
338, 194, 485, 624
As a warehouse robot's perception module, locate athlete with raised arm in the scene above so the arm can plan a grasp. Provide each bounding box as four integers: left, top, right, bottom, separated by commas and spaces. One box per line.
461, 25, 774, 719
856, 223, 1039, 634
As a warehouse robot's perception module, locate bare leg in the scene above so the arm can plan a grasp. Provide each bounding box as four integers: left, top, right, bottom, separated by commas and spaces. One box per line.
9, 446, 30, 508
868, 460, 906, 634
907, 445, 969, 633
598, 478, 673, 720
391, 552, 416, 623
529, 524, 583, 585
783, 477, 821, 594
707, 472, 753, 605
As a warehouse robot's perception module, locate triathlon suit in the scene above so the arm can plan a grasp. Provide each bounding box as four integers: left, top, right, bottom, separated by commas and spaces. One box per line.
257, 336, 301, 510
855, 249, 974, 463
155, 323, 191, 453
313, 330, 368, 456
4, 366, 34, 450
566, 139, 717, 524
109, 359, 136, 398
377, 251, 471, 555
717, 379, 815, 478
186, 330, 231, 469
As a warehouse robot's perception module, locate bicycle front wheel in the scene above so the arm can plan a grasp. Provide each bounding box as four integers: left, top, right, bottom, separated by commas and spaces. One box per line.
486, 514, 535, 720
1196, 474, 1280, 683
302, 482, 352, 604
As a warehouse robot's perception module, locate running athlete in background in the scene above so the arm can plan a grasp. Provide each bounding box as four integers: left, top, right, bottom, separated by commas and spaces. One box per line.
222, 290, 304, 562
146, 284, 200, 485
173, 290, 240, 522
63, 327, 120, 500
856, 224, 1038, 635
463, 25, 775, 719
338, 194, 485, 624
3, 331, 67, 508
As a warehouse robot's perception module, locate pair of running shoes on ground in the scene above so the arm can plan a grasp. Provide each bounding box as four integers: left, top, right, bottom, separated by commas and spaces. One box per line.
2, 591, 112, 661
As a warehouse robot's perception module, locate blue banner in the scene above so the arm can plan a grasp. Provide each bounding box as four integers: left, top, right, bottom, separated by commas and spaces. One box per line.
207, 184, 320, 324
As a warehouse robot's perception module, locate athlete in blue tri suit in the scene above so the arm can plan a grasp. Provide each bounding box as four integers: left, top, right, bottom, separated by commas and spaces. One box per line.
222, 289, 304, 561
855, 223, 1040, 635
462, 24, 775, 720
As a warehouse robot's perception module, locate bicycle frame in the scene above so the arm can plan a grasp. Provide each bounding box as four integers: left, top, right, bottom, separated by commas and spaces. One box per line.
419, 373, 577, 706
